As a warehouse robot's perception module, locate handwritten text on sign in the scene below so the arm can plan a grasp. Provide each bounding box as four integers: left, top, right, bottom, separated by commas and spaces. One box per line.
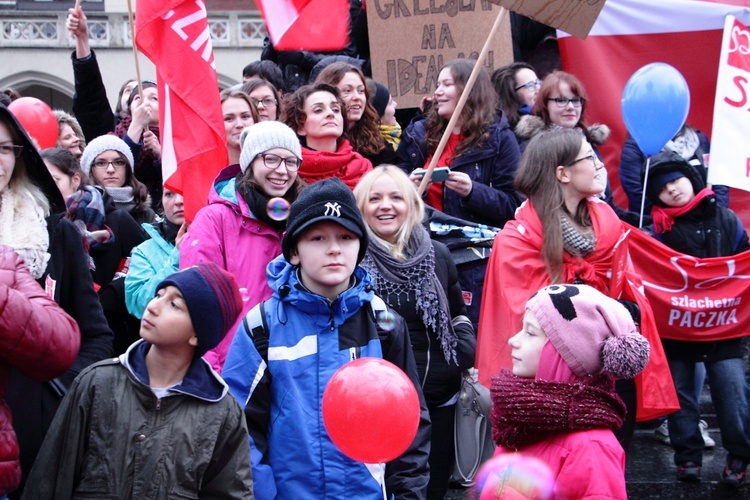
367, 0, 513, 108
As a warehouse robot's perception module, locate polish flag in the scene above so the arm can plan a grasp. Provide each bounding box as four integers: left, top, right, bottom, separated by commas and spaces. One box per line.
135, 0, 228, 222
558, 0, 750, 225
256, 0, 350, 51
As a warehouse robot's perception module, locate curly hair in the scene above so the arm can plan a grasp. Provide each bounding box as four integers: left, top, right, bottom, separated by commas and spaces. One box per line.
514, 128, 587, 283
424, 59, 498, 159
491, 62, 535, 128
280, 83, 348, 143
315, 62, 384, 157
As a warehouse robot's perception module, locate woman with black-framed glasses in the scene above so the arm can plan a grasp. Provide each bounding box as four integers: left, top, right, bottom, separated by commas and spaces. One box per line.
491, 62, 542, 130
181, 121, 306, 372
477, 128, 678, 461
241, 78, 282, 122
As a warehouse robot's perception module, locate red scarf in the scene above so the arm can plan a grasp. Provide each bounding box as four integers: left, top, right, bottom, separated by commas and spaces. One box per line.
476, 199, 679, 421
651, 188, 714, 234
298, 139, 373, 189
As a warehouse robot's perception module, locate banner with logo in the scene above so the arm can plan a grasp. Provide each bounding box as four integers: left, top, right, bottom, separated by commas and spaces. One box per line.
708, 15, 750, 191
628, 226, 750, 341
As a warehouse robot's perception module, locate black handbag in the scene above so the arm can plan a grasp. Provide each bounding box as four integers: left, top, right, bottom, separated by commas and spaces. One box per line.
450, 368, 496, 486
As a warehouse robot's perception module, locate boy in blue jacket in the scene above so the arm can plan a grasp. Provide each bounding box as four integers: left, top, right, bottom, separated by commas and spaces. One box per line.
222, 177, 430, 499
23, 263, 253, 498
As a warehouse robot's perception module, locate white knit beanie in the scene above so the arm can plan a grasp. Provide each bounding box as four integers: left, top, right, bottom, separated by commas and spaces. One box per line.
80, 135, 135, 178
239, 121, 302, 173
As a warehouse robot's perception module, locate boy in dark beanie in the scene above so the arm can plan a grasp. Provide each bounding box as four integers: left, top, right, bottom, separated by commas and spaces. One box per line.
644, 151, 750, 485
222, 178, 430, 499
23, 263, 254, 499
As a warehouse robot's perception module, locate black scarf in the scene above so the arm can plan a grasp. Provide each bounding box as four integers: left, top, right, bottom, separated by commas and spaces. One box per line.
239, 184, 287, 232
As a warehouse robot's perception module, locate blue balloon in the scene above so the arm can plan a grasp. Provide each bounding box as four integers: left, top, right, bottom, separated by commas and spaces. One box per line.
621, 63, 690, 156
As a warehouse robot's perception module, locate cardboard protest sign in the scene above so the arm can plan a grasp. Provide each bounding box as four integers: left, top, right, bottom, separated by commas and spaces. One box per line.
709, 15, 750, 192
367, 1, 512, 109
486, 0, 606, 39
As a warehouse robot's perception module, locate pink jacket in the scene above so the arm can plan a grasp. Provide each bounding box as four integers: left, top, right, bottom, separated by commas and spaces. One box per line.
489, 429, 627, 499
0, 245, 80, 494
180, 165, 282, 372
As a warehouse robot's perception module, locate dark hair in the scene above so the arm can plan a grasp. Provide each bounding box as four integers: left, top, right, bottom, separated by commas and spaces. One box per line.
241, 78, 282, 120
514, 128, 585, 282
126, 80, 158, 109
281, 82, 348, 141
424, 59, 498, 159
532, 71, 590, 138
220, 89, 260, 123
87, 148, 152, 214
242, 60, 284, 93
115, 78, 137, 115
40, 147, 89, 185
315, 62, 384, 157
491, 62, 535, 128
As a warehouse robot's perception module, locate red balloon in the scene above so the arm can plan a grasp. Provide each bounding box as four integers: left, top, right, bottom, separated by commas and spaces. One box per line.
322, 357, 420, 463
8, 97, 58, 149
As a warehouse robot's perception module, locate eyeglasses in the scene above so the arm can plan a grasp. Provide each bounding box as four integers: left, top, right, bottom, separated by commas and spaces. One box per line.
566, 154, 599, 168
251, 97, 278, 108
515, 80, 542, 92
92, 159, 128, 170
0, 144, 23, 158
547, 97, 584, 108
259, 153, 301, 171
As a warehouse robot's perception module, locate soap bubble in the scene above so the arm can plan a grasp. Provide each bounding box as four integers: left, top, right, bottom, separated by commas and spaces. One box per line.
267, 197, 290, 221
376, 310, 396, 331
471, 454, 555, 500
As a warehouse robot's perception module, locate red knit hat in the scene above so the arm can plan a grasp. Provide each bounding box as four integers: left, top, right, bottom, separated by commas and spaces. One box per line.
526, 284, 650, 379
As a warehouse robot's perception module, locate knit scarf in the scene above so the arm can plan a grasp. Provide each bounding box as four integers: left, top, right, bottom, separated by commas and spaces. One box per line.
66, 186, 114, 270
105, 186, 136, 213
238, 183, 288, 232
360, 225, 458, 364
560, 213, 596, 257
0, 185, 50, 279
379, 123, 402, 151
651, 188, 714, 234
298, 139, 373, 189
490, 370, 625, 450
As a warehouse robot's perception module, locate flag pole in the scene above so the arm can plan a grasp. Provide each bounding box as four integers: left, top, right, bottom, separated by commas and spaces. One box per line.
417, 6, 508, 196
126, 0, 144, 102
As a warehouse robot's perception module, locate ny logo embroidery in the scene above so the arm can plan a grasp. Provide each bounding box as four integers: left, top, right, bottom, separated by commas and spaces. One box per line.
324, 202, 341, 217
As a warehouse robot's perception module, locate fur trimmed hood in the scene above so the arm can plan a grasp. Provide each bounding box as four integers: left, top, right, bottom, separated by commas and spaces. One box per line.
514, 115, 611, 146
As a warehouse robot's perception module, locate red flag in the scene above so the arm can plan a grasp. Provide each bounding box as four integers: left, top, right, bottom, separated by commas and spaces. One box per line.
135, 0, 228, 222
628, 226, 750, 342
558, 0, 750, 228
256, 0, 349, 51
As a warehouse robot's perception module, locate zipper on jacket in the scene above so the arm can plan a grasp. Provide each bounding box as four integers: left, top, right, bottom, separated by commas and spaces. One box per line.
422, 330, 430, 389
153, 398, 162, 427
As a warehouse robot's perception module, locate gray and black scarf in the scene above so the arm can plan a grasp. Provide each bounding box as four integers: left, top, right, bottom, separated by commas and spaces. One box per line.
361, 225, 458, 364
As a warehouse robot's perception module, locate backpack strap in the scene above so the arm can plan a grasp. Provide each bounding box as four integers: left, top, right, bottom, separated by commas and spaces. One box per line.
242, 301, 269, 363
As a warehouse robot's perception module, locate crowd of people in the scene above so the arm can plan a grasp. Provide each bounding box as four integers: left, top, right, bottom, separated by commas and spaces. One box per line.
0, 3, 748, 499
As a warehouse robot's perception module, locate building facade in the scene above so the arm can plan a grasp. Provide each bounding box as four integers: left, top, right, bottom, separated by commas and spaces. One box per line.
1, 0, 264, 111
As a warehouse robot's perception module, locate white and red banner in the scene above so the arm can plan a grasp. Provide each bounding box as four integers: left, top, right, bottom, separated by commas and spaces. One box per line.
558, 0, 750, 226
628, 227, 750, 341
709, 15, 750, 191
256, 0, 349, 51
135, 0, 228, 222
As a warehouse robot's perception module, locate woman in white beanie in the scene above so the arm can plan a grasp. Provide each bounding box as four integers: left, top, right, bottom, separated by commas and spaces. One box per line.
80, 134, 155, 225
180, 120, 305, 372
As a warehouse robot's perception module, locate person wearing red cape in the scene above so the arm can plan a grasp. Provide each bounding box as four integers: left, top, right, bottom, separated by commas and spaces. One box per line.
476, 128, 678, 454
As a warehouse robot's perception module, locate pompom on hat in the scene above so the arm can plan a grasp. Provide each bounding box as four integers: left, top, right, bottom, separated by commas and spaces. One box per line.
156, 263, 242, 356
526, 284, 650, 380
239, 121, 302, 173
80, 135, 135, 178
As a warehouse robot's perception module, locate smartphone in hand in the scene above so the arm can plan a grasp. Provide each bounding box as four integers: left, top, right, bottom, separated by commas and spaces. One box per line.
412, 166, 450, 182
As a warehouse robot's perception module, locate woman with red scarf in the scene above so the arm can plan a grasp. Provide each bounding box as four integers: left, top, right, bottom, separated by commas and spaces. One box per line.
282, 83, 372, 189
476, 128, 678, 455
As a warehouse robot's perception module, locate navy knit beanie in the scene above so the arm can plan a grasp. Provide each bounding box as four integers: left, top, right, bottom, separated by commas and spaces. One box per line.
157, 263, 242, 355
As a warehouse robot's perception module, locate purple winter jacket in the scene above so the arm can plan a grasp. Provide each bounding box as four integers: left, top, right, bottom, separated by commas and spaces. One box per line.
180, 164, 283, 372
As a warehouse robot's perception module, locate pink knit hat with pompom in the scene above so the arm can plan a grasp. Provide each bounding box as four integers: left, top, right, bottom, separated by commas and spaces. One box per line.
526, 284, 650, 379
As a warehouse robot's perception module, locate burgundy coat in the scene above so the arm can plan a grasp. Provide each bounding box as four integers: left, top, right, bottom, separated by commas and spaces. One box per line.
0, 245, 80, 494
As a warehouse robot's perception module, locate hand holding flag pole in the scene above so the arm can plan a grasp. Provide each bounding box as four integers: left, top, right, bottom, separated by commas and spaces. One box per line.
416, 7, 508, 196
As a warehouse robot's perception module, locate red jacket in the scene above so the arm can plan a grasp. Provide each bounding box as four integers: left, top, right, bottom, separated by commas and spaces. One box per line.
476, 199, 678, 421
0, 245, 80, 494
486, 429, 627, 499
